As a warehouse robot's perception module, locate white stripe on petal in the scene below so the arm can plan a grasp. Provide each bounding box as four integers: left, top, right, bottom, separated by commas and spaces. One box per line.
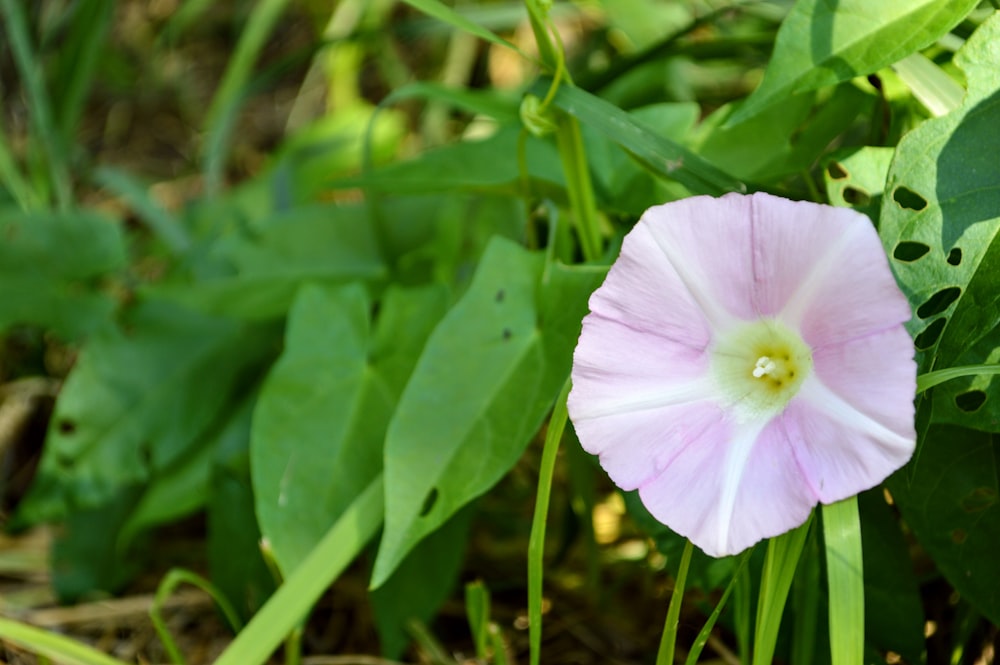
712, 417, 769, 554
644, 221, 739, 334
778, 221, 866, 330
571, 377, 716, 421
795, 376, 913, 452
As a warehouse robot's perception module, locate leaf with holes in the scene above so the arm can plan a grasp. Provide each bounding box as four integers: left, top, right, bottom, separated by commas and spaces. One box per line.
730, 0, 978, 124
252, 283, 448, 575
881, 13, 1000, 626
370, 238, 605, 587
822, 146, 895, 224
880, 13, 1000, 422
15, 301, 277, 526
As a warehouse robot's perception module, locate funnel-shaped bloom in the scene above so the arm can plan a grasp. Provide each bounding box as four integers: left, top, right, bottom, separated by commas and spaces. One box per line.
568, 193, 915, 557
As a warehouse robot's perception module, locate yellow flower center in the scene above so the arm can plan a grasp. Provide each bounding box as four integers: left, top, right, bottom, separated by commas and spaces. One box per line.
710, 318, 812, 423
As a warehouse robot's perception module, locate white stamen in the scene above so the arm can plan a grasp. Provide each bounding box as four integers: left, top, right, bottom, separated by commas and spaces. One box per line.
752, 356, 776, 378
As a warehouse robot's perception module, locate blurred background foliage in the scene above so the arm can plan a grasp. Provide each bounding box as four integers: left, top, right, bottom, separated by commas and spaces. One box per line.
0, 0, 999, 663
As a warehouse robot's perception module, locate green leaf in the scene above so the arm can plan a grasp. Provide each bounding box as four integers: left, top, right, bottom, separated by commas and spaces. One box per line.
212, 475, 385, 665
858, 490, 924, 663
694, 84, 874, 182
209, 394, 276, 621
889, 425, 1000, 624
252, 283, 447, 575
370, 238, 605, 586
333, 126, 565, 199
148, 204, 386, 320
881, 11, 1000, 629
51, 487, 144, 602
822, 146, 895, 223
583, 102, 701, 215
879, 13, 1000, 420
543, 83, 745, 196
0, 208, 126, 338
371, 506, 473, 658
15, 301, 276, 525
731, 0, 978, 124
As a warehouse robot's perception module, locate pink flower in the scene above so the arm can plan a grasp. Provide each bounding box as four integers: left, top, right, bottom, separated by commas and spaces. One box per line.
568, 193, 916, 557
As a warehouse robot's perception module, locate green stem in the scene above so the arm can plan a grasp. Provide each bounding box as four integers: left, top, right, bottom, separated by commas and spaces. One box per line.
555, 120, 603, 262
213, 475, 384, 665
656, 539, 694, 665
527, 379, 571, 665
684, 550, 752, 665
754, 515, 813, 665
916, 363, 1000, 393
150, 569, 244, 665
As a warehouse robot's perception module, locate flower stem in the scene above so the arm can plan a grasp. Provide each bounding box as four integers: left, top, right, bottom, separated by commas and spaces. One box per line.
555, 120, 603, 262
753, 515, 813, 665
527, 379, 571, 665
656, 539, 693, 665
916, 363, 1000, 393
521, 0, 603, 262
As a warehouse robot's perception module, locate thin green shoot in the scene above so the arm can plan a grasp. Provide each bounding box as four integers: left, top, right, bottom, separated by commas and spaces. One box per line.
656, 539, 693, 665
527, 379, 571, 665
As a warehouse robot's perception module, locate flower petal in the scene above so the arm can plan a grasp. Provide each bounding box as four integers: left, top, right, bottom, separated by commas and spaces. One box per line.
575, 401, 724, 491
784, 379, 915, 503
640, 194, 755, 327
587, 221, 712, 350
811, 325, 917, 442
638, 418, 815, 557
763, 198, 912, 348
570, 314, 711, 421
744, 193, 871, 317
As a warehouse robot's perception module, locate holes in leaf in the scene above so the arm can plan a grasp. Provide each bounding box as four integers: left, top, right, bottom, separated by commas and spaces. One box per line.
893, 186, 927, 211
827, 162, 848, 180
420, 488, 439, 517
917, 287, 961, 319
893, 242, 930, 262
842, 187, 870, 206
947, 248, 962, 266
955, 389, 987, 413
914, 318, 946, 350
58, 419, 76, 435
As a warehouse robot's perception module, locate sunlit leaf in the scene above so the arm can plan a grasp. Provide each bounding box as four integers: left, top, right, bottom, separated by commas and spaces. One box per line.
371, 238, 605, 586
731, 0, 978, 123
252, 283, 447, 574
881, 13, 1000, 625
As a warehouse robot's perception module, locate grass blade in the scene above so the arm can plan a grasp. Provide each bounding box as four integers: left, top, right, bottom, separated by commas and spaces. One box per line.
0, 617, 129, 665
754, 514, 813, 665
823, 496, 864, 665
213, 474, 384, 665
401, 0, 531, 61
203, 0, 291, 194
0, 0, 72, 209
